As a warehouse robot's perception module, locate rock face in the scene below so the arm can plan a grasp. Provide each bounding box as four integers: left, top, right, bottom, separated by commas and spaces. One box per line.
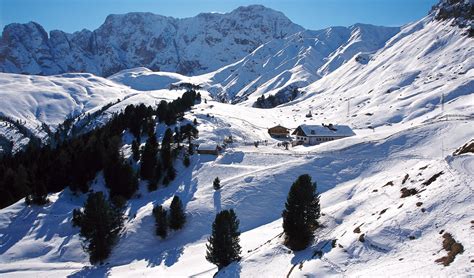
431, 0, 473, 35
0, 5, 303, 76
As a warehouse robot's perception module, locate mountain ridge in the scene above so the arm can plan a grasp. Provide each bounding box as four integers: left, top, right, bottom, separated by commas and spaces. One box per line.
0, 5, 304, 76
202, 23, 400, 103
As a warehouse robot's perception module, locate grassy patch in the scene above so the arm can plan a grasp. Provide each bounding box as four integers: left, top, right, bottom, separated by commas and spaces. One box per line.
401, 187, 418, 198
435, 232, 464, 266
402, 174, 409, 184
422, 171, 444, 186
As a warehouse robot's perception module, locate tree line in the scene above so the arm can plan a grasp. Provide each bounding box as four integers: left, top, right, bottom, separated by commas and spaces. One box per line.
69, 90, 200, 264
0, 90, 201, 208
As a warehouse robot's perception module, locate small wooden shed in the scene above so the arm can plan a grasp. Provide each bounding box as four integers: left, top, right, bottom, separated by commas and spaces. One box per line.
197, 143, 219, 155
268, 125, 290, 138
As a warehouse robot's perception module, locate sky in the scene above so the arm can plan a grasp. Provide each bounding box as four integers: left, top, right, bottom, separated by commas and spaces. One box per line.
0, 0, 438, 33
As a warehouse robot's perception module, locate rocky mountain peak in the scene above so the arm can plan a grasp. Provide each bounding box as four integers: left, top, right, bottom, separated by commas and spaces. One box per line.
0, 6, 303, 76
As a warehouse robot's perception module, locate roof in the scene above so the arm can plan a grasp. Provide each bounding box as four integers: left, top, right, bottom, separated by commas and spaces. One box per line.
294, 124, 355, 137
269, 125, 289, 130
197, 143, 219, 151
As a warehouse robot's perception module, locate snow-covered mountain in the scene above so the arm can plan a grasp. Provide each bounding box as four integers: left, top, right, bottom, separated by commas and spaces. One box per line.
271, 15, 474, 130
0, 1, 473, 277
0, 5, 303, 76
204, 24, 400, 102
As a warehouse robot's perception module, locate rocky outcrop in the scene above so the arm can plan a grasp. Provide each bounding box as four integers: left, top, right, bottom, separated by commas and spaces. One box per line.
431, 0, 473, 36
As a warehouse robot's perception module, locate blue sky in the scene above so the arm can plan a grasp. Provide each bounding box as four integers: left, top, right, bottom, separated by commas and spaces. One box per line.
0, 0, 438, 33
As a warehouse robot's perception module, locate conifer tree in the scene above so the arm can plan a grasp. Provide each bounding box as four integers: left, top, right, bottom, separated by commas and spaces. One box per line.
153, 205, 168, 238
161, 128, 173, 169
180, 124, 198, 145
140, 134, 158, 180
155, 161, 162, 182
104, 146, 138, 200
183, 155, 190, 167
169, 196, 186, 230
213, 177, 221, 190
148, 162, 162, 191
156, 101, 168, 123
131, 139, 140, 161
55, 150, 71, 190
13, 165, 30, 198
73, 192, 124, 264
144, 118, 156, 138
26, 179, 48, 205
26, 164, 48, 205
166, 165, 176, 182
206, 209, 241, 270
174, 127, 181, 148
110, 157, 138, 199
282, 174, 320, 250
0, 169, 15, 208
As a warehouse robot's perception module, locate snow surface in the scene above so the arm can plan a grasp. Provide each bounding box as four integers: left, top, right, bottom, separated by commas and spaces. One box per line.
0, 98, 472, 277
108, 67, 208, 91
203, 24, 399, 102
0, 71, 191, 151
0, 5, 473, 278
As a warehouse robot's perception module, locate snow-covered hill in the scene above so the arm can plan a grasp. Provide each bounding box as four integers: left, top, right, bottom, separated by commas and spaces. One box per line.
108, 67, 207, 91
0, 72, 190, 152
0, 5, 303, 76
0, 97, 472, 277
278, 16, 473, 129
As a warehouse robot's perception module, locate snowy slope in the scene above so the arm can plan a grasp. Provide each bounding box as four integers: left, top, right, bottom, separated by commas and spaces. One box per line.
0, 72, 132, 152
0, 97, 472, 277
267, 16, 474, 129
0, 73, 131, 128
0, 72, 190, 152
204, 24, 399, 102
108, 67, 208, 91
